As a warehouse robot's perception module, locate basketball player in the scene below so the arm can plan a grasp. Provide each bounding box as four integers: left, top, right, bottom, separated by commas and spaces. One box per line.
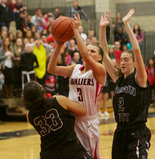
47, 15, 106, 159
100, 9, 151, 159
24, 81, 92, 159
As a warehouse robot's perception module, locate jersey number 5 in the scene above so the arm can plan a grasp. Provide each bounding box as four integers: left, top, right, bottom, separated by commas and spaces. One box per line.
77, 88, 83, 101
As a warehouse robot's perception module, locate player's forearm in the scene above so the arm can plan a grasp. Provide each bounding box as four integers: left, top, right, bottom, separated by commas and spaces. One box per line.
74, 29, 88, 59
47, 46, 61, 74
99, 27, 108, 53
124, 22, 140, 52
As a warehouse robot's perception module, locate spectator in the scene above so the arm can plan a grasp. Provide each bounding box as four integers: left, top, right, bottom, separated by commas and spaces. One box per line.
34, 32, 41, 40
8, 0, 16, 11
146, 58, 155, 105
78, 25, 87, 43
25, 29, 32, 41
13, 38, 23, 92
8, 32, 15, 49
16, 29, 23, 39
30, 25, 37, 37
20, 43, 39, 89
16, 0, 26, 13
53, 7, 61, 19
71, 51, 82, 64
0, 0, 14, 30
114, 41, 122, 64
31, 8, 45, 33
26, 15, 33, 29
112, 12, 124, 41
133, 23, 144, 47
8, 0, 18, 19
90, 36, 98, 45
0, 64, 4, 98
67, 39, 78, 58
108, 45, 115, 59
0, 37, 14, 98
70, 0, 90, 24
16, 10, 26, 34
1, 30, 8, 40
88, 29, 94, 39
33, 39, 46, 85
114, 26, 128, 48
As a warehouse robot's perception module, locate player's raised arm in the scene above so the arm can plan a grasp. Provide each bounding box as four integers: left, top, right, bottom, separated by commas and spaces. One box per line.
99, 11, 119, 83
73, 14, 106, 85
122, 9, 147, 87
47, 41, 75, 77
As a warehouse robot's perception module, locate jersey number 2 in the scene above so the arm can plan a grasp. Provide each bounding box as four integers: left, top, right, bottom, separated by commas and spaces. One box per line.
77, 88, 83, 101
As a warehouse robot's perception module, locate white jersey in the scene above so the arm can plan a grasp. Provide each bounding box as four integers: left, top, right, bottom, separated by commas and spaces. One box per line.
69, 64, 103, 116
69, 64, 103, 158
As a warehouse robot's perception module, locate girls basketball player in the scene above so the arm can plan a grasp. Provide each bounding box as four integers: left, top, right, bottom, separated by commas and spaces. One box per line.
24, 81, 92, 159
47, 15, 106, 159
100, 9, 151, 159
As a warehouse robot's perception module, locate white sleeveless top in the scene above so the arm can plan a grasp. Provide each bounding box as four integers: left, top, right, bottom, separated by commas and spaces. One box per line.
69, 64, 103, 116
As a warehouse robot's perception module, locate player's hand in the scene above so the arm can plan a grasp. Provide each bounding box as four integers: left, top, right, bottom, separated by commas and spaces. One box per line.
73, 14, 80, 30
122, 9, 135, 24
100, 11, 111, 28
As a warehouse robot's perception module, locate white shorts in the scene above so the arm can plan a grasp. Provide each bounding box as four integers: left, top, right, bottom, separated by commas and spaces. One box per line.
74, 117, 100, 159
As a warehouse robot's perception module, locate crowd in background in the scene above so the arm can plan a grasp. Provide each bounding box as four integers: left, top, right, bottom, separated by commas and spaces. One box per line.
0, 0, 155, 114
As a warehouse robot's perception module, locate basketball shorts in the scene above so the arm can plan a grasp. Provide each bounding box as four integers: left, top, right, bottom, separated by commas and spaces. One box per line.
74, 117, 100, 159
112, 125, 151, 159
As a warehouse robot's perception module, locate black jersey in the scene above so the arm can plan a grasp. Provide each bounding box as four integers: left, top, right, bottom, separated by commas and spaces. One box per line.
113, 71, 150, 128
28, 97, 83, 152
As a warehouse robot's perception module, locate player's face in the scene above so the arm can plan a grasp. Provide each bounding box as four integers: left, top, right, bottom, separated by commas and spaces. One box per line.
120, 53, 135, 76
87, 45, 102, 62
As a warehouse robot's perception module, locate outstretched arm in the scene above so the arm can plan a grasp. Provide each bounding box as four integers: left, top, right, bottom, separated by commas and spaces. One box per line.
73, 15, 106, 85
122, 9, 147, 87
47, 42, 75, 77
56, 95, 86, 116
100, 11, 119, 83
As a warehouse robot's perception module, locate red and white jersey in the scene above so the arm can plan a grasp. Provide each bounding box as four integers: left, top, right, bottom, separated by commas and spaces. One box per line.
69, 64, 103, 116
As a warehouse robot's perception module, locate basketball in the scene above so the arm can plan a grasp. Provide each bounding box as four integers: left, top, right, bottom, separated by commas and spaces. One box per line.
51, 16, 74, 43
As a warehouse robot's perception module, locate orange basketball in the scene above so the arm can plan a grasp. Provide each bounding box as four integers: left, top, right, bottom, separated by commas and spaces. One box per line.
51, 16, 74, 43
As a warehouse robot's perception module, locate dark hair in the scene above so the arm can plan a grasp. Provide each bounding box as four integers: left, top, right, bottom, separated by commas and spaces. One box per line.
133, 24, 141, 36
23, 81, 45, 111
92, 44, 104, 63
147, 58, 155, 69
122, 50, 135, 61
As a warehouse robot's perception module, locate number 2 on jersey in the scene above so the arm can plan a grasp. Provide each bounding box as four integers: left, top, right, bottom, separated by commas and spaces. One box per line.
77, 88, 83, 101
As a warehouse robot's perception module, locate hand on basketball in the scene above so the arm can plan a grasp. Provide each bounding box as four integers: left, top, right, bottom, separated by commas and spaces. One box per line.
73, 14, 80, 30
122, 9, 135, 24
100, 11, 111, 28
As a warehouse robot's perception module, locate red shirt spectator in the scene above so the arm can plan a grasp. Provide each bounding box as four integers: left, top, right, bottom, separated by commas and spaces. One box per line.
146, 58, 155, 87
114, 41, 122, 63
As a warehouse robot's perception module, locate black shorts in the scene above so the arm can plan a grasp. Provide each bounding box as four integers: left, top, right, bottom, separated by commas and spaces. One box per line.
40, 148, 93, 159
112, 125, 151, 159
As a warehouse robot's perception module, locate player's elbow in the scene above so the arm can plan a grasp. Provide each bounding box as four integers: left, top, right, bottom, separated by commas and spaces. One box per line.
47, 65, 55, 74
